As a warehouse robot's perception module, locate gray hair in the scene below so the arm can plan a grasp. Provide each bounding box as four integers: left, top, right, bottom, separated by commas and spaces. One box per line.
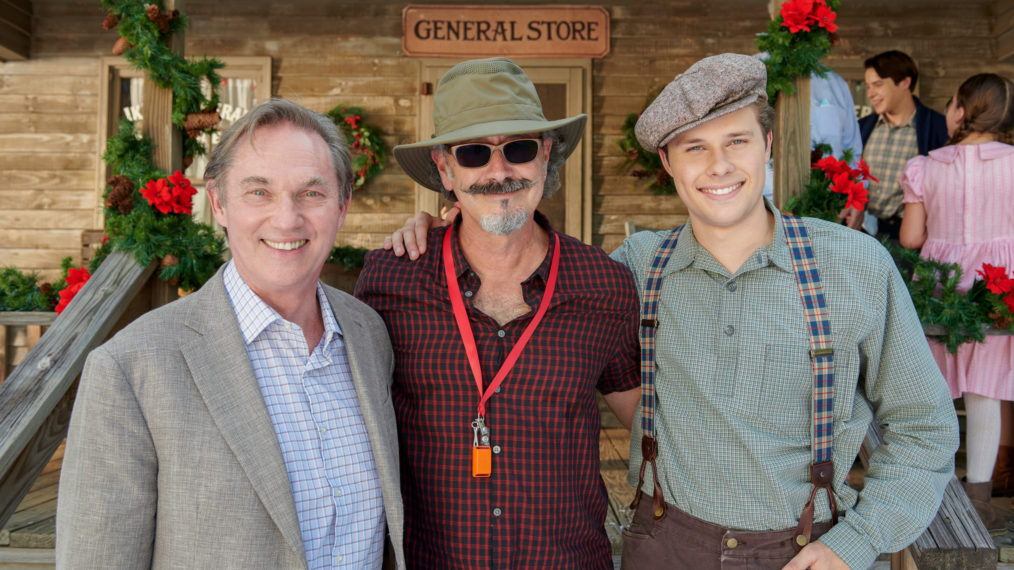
204, 98, 354, 204
427, 130, 567, 202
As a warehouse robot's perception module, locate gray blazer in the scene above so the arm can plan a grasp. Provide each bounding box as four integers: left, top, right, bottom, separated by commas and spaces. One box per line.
56, 269, 405, 569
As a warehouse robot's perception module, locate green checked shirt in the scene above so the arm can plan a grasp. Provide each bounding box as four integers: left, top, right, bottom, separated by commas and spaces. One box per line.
611, 203, 958, 570
863, 114, 919, 220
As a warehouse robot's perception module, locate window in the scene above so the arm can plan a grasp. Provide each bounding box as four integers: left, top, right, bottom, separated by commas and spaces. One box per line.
97, 56, 271, 227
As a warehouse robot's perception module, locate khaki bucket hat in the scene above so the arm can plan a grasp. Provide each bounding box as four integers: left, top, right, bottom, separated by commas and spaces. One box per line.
394, 57, 587, 192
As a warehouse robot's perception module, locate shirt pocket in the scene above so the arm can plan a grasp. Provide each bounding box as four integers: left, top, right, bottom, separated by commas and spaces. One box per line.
755, 344, 856, 442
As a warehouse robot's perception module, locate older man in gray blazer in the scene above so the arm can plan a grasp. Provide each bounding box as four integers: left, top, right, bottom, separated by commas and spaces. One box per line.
56, 99, 404, 569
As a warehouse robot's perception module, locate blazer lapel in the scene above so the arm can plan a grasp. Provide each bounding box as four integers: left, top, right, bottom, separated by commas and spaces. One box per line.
181, 272, 306, 565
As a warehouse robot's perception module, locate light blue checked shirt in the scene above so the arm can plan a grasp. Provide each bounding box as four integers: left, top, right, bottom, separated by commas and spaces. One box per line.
612, 202, 958, 570
224, 262, 386, 569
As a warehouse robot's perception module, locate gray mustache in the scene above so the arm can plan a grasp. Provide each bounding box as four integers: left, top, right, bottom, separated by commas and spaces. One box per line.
464, 178, 534, 195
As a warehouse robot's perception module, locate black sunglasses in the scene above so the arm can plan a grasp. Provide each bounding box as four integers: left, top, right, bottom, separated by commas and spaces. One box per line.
448, 138, 541, 168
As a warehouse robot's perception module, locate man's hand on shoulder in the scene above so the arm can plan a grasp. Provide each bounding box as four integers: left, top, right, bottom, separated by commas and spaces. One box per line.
383, 207, 459, 259
782, 541, 849, 570
838, 206, 864, 230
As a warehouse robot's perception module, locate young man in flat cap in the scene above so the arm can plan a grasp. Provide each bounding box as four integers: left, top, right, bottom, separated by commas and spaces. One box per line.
614, 53, 957, 569
355, 57, 640, 568
387, 54, 958, 569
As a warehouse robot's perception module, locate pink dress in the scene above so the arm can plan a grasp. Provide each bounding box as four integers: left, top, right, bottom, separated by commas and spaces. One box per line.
900, 142, 1014, 400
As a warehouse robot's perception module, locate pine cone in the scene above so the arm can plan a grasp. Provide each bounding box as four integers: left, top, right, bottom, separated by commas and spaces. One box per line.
160, 254, 179, 269
182, 155, 194, 170
990, 311, 1013, 330
105, 175, 135, 214
811, 148, 824, 166
184, 111, 221, 139
655, 170, 672, 187
146, 4, 172, 34
39, 282, 52, 296
112, 36, 132, 56
625, 148, 640, 160
101, 13, 120, 31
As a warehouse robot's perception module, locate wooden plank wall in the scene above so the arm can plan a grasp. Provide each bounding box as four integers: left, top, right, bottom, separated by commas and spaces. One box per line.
0, 0, 1002, 277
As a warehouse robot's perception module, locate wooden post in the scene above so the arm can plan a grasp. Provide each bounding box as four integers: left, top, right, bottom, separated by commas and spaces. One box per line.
140, 0, 183, 306
772, 76, 810, 209
141, 0, 184, 176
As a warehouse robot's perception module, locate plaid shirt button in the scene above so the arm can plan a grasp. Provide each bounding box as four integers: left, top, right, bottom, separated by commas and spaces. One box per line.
497, 329, 506, 338
726, 281, 737, 292
493, 445, 502, 454
724, 324, 735, 336
493, 507, 503, 517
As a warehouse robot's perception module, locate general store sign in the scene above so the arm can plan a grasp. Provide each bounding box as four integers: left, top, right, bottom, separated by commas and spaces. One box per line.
402, 5, 610, 58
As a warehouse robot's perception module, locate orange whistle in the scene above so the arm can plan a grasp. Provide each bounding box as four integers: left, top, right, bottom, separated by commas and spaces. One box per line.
472, 446, 492, 477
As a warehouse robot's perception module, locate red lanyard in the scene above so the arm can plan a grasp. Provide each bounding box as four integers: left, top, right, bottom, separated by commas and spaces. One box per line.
442, 226, 561, 418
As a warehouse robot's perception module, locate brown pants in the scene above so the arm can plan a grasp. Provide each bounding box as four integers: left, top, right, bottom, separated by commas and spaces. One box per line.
620, 492, 834, 570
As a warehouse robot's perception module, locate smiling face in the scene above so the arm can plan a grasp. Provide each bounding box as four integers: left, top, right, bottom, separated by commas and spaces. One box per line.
432, 133, 550, 236
208, 121, 347, 307
659, 105, 772, 239
864, 67, 913, 117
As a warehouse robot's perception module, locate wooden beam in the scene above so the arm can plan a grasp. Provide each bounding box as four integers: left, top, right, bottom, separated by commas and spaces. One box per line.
0, 0, 30, 61
995, 0, 1014, 61
772, 77, 810, 209
142, 0, 184, 174
0, 20, 28, 62
0, 251, 156, 530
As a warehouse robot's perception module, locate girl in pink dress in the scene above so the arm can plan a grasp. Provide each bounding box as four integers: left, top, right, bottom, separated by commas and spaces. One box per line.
900, 73, 1014, 531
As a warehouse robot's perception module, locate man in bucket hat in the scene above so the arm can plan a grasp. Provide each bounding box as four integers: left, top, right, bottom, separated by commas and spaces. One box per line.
355, 57, 641, 568
386, 53, 958, 569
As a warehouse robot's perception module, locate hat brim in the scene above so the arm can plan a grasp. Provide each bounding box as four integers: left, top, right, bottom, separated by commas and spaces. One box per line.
394, 114, 587, 192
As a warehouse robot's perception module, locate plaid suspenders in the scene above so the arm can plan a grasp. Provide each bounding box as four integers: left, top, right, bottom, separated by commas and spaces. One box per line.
632, 213, 837, 549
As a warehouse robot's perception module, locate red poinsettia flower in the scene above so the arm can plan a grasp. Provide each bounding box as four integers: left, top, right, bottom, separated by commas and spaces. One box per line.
844, 182, 869, 211
811, 1, 838, 33
55, 266, 92, 314
977, 263, 1014, 295
828, 171, 852, 194
850, 159, 879, 183
141, 177, 173, 214
780, 0, 815, 33
141, 171, 197, 215
167, 170, 197, 215
813, 155, 851, 179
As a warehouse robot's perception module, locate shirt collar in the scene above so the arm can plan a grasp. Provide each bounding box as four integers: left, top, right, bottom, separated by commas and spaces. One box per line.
660, 198, 791, 277
875, 111, 916, 129
223, 260, 342, 346
928, 141, 1014, 163
446, 210, 558, 286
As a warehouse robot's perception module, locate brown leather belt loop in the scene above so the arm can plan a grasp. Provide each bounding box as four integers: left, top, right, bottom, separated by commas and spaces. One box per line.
630, 435, 667, 521
792, 460, 837, 551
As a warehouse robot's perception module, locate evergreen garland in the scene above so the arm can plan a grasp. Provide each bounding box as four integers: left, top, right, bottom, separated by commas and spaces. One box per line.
101, 120, 224, 291
755, 0, 840, 103
324, 106, 388, 191
0, 266, 58, 311
888, 244, 990, 354
101, 0, 225, 160
326, 245, 369, 271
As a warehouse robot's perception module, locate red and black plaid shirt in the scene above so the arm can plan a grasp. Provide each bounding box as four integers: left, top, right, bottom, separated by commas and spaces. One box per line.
356, 213, 639, 569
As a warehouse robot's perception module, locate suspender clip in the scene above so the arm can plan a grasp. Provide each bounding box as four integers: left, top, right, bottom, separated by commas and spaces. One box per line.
640, 318, 659, 328
809, 348, 834, 360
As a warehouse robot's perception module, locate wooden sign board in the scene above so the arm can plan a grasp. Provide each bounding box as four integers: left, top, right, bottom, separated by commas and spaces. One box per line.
403, 5, 610, 58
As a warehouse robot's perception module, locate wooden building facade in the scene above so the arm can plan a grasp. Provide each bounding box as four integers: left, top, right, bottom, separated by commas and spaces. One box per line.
2, 0, 1013, 281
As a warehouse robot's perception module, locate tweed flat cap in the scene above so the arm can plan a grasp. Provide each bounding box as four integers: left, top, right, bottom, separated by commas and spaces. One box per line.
635, 53, 768, 150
